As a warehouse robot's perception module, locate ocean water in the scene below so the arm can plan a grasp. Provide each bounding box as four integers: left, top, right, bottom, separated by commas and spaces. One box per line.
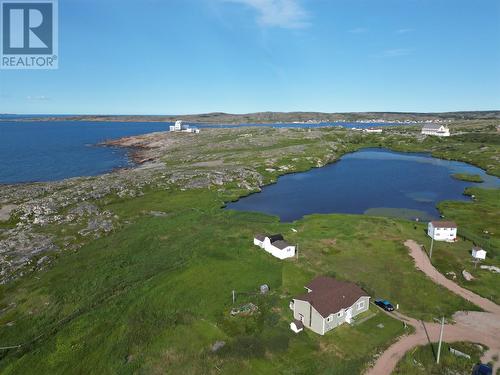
226, 148, 499, 221
0, 121, 169, 184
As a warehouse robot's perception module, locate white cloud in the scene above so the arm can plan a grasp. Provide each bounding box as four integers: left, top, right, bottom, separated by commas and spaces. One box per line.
226, 0, 309, 29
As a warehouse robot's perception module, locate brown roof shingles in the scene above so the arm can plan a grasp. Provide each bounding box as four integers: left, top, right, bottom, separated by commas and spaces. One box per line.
294, 276, 368, 318
430, 221, 457, 228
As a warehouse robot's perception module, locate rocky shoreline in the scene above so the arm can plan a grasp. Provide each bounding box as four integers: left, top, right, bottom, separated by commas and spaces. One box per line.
0, 128, 276, 283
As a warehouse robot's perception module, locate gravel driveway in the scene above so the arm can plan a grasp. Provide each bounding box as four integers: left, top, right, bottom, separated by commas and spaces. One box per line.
364, 240, 500, 375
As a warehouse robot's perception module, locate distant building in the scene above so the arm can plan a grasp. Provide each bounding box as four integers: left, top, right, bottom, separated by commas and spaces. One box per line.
169, 120, 200, 134
421, 124, 450, 137
428, 221, 457, 242
169, 120, 183, 132
254, 234, 296, 259
289, 276, 370, 335
472, 246, 487, 260
363, 128, 383, 134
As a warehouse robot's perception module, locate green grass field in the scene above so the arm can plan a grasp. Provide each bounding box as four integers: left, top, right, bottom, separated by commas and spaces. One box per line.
452, 173, 484, 183
0, 187, 482, 374
394, 341, 486, 375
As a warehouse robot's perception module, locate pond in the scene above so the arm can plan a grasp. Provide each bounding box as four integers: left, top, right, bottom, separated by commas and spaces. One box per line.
226, 148, 499, 222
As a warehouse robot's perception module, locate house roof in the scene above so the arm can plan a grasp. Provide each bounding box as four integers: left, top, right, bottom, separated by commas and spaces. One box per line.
272, 240, 292, 250
430, 221, 457, 228
268, 234, 284, 243
422, 124, 444, 130
254, 234, 266, 241
293, 319, 304, 329
472, 246, 486, 252
294, 276, 368, 318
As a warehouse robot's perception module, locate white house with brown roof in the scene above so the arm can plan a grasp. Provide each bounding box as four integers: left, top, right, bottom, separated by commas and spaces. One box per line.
428, 221, 457, 242
289, 276, 370, 335
421, 124, 450, 137
254, 234, 296, 260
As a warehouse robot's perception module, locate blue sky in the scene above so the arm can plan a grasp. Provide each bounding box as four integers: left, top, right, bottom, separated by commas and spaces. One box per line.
0, 0, 499, 115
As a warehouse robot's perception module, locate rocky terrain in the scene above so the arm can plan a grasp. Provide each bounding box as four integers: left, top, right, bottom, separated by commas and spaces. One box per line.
0, 127, 351, 283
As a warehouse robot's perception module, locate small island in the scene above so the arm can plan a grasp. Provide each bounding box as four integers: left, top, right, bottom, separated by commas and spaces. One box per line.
452, 173, 484, 183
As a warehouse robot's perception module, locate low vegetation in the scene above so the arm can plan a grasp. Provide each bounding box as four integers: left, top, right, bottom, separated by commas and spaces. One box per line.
438, 187, 499, 257
394, 341, 487, 375
452, 173, 484, 183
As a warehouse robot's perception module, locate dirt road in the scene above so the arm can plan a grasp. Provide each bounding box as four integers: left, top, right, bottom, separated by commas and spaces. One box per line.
364, 240, 500, 375
405, 240, 500, 315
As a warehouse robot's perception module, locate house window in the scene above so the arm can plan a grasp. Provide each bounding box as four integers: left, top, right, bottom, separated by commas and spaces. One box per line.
327, 315, 332, 322
337, 311, 343, 317
357, 301, 365, 310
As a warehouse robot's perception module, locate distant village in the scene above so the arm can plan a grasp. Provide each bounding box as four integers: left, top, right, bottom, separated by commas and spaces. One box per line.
348, 123, 451, 137
169, 118, 451, 138
289, 118, 453, 125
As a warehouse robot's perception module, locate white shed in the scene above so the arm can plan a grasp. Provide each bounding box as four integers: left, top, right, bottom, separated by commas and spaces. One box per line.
290, 320, 304, 333
472, 247, 487, 260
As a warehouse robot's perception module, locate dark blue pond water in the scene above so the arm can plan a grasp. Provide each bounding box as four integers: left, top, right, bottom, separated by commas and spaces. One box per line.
226, 149, 500, 221
0, 121, 169, 184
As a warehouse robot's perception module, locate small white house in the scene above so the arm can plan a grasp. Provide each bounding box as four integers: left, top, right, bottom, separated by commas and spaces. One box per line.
421, 124, 450, 137
363, 128, 383, 134
254, 234, 296, 260
428, 221, 457, 242
472, 246, 487, 260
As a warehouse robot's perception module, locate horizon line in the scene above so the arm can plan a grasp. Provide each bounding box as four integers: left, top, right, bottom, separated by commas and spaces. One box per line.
3, 109, 500, 117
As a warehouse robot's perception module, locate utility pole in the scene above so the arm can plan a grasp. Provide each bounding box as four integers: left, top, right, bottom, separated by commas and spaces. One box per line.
436, 316, 445, 364
429, 236, 434, 261
474, 258, 480, 269
296, 244, 299, 260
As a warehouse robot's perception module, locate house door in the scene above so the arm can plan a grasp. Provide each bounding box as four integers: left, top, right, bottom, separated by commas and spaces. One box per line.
345, 308, 353, 324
